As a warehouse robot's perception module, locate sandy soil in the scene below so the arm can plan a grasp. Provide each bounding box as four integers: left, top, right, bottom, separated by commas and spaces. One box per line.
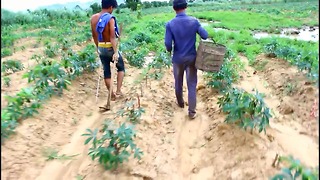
1, 49, 318, 180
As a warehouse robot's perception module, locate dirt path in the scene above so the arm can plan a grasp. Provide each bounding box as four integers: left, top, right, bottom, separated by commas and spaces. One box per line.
1, 54, 318, 180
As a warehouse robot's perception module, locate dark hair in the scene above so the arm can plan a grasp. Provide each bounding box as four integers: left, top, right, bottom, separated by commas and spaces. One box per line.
101, 0, 118, 9
173, 3, 187, 11
173, 0, 187, 11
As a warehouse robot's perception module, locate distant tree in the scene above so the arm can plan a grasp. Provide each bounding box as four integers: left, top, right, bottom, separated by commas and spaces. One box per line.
142, 1, 152, 8
75, 5, 83, 10
119, 3, 127, 8
90, 2, 101, 14
125, 0, 141, 11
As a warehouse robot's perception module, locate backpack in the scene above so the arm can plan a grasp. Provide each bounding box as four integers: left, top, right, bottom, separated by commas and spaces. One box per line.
96, 12, 120, 42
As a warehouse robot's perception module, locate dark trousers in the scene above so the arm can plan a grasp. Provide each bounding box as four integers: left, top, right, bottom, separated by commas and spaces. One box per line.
173, 62, 198, 116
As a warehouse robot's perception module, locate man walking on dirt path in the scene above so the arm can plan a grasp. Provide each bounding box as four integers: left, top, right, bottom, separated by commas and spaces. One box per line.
90, 0, 125, 109
165, 0, 208, 119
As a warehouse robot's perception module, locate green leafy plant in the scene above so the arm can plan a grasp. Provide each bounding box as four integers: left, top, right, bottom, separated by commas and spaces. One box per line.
117, 96, 145, 124
42, 147, 79, 161
204, 47, 244, 93
271, 155, 319, 180
217, 87, 272, 134
44, 43, 59, 58
5, 87, 42, 119
1, 59, 24, 75
3, 76, 11, 87
147, 51, 171, 80
1, 109, 18, 142
23, 59, 70, 96
82, 121, 143, 170
1, 45, 98, 141
1, 48, 13, 57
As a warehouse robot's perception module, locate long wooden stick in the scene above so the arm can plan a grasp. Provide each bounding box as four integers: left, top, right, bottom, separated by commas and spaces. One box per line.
95, 74, 101, 104
105, 23, 123, 110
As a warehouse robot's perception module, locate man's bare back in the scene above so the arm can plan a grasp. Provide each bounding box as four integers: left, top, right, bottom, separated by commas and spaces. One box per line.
90, 12, 116, 47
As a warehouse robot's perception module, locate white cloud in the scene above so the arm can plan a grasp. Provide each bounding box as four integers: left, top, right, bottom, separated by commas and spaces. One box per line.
1, 0, 93, 12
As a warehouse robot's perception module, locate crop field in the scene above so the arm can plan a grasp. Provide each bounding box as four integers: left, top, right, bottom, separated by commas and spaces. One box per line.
1, 0, 319, 179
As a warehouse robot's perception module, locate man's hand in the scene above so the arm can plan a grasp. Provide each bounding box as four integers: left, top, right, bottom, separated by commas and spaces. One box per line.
112, 51, 119, 63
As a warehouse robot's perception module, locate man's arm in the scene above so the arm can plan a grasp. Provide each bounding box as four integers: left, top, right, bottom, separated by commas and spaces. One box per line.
196, 20, 208, 40
164, 22, 173, 53
90, 16, 98, 48
109, 18, 118, 52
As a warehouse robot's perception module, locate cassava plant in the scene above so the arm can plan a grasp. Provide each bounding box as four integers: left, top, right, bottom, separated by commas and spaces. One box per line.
1, 45, 98, 141
82, 121, 143, 170
1, 59, 24, 75
217, 87, 272, 134
3, 76, 11, 87
271, 155, 319, 180
117, 95, 145, 124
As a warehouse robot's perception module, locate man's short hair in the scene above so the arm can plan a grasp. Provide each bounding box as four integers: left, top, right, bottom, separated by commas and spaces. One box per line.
173, 0, 187, 11
101, 0, 118, 9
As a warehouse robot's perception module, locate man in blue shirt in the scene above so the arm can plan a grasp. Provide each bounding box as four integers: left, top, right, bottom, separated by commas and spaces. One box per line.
165, 0, 208, 119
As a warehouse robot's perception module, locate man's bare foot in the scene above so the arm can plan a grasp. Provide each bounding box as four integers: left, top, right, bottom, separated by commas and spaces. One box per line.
116, 91, 123, 96
111, 93, 116, 101
99, 104, 111, 112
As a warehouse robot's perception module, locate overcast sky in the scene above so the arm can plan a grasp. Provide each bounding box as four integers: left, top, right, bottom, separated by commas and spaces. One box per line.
1, 0, 93, 12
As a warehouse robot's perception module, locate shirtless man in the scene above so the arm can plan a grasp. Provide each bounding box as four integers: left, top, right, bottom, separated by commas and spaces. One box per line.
90, 0, 125, 104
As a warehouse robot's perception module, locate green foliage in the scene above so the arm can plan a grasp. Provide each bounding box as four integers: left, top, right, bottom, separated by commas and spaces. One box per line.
271, 155, 319, 180
217, 88, 272, 133
44, 43, 59, 58
1, 109, 18, 142
125, 0, 141, 11
147, 51, 171, 80
1, 45, 99, 141
2, 76, 11, 87
146, 21, 166, 34
1, 48, 13, 57
125, 46, 149, 68
193, 10, 303, 31
82, 121, 143, 170
205, 48, 243, 92
42, 147, 79, 161
132, 32, 153, 44
90, 2, 101, 14
1, 59, 24, 75
263, 38, 319, 81
117, 100, 145, 124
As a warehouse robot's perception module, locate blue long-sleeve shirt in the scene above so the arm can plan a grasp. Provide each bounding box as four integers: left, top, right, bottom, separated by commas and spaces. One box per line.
165, 11, 208, 64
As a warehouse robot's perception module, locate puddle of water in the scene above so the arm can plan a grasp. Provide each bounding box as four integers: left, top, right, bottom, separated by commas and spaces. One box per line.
143, 52, 155, 68
253, 26, 319, 42
200, 20, 221, 27
201, 22, 209, 27
213, 27, 239, 33
200, 20, 318, 42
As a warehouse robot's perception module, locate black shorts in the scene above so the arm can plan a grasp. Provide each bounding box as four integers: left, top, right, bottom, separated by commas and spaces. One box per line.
98, 47, 125, 79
